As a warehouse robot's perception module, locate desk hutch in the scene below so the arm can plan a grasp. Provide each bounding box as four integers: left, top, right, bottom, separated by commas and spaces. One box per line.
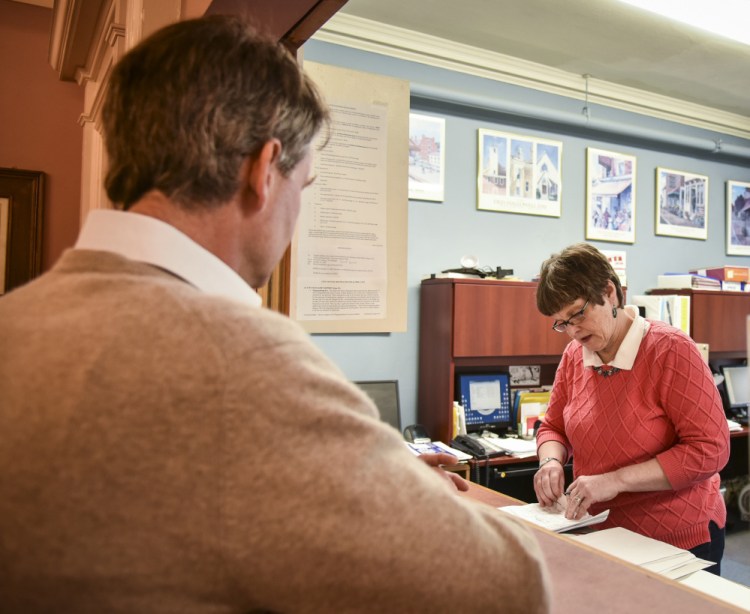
417, 278, 750, 499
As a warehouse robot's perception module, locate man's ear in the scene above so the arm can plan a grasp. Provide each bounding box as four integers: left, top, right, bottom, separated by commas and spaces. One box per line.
242, 139, 282, 212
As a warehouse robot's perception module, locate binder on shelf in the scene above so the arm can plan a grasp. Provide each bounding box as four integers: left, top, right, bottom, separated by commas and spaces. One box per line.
512, 389, 551, 436
633, 294, 691, 335
452, 401, 467, 438
656, 273, 720, 290
720, 280, 749, 292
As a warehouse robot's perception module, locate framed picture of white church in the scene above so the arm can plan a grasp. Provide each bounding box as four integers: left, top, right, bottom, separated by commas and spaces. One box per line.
655, 167, 708, 240
477, 129, 562, 217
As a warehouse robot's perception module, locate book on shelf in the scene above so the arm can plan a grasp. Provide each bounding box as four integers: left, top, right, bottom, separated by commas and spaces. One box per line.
512, 389, 551, 437
424, 271, 483, 280
719, 280, 749, 292
452, 401, 467, 438
656, 273, 720, 290
690, 265, 750, 283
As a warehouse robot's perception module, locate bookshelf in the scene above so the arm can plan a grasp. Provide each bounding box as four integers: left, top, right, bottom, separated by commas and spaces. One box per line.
647, 289, 750, 358
418, 279, 749, 499
417, 278, 568, 443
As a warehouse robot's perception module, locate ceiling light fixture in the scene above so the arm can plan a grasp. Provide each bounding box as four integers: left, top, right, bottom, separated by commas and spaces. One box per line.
618, 0, 749, 46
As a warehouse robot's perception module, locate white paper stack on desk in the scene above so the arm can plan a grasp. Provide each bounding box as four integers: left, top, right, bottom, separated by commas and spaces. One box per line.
570, 527, 714, 580
478, 435, 537, 458
403, 440, 472, 462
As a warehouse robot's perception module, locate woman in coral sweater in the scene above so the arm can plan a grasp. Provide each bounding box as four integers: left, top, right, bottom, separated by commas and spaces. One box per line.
533, 243, 730, 574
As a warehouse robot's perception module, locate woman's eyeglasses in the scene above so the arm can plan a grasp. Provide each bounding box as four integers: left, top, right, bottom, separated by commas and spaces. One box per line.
551, 301, 589, 333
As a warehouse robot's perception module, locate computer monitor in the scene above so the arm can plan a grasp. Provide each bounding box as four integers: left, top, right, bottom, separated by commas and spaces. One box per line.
722, 365, 749, 410
458, 373, 511, 432
355, 380, 401, 431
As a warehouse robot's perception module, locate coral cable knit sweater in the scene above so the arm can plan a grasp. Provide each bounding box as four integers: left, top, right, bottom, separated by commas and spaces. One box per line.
537, 320, 729, 550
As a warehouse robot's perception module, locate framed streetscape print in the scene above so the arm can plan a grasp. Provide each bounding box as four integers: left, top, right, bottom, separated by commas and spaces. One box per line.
477, 128, 562, 217
655, 167, 708, 240
727, 180, 750, 256
585, 148, 636, 243
408, 113, 445, 202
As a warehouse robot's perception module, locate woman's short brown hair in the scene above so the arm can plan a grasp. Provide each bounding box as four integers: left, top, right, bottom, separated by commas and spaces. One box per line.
536, 243, 624, 316
102, 15, 329, 210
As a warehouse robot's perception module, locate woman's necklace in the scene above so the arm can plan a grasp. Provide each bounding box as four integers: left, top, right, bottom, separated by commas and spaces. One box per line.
593, 310, 629, 377
592, 365, 621, 377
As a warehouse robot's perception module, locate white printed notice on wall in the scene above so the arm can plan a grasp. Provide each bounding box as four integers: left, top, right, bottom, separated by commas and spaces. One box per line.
295, 101, 388, 321
290, 62, 409, 334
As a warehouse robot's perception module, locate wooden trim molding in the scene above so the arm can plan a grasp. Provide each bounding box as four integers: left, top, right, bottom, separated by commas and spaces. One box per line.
315, 13, 750, 140
49, 0, 109, 82
50, 0, 348, 314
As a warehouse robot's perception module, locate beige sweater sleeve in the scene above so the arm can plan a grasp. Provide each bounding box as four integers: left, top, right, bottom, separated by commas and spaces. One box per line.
0, 256, 548, 611
215, 308, 551, 613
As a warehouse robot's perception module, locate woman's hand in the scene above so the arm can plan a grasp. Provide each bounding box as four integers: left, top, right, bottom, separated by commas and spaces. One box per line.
534, 461, 565, 507
563, 473, 623, 520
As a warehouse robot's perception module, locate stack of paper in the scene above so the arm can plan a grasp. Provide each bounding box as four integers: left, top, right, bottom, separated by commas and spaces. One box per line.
632, 294, 691, 335
657, 273, 721, 290
498, 502, 610, 533
570, 527, 714, 580
404, 440, 472, 462
678, 569, 750, 610
479, 436, 537, 458
727, 418, 743, 432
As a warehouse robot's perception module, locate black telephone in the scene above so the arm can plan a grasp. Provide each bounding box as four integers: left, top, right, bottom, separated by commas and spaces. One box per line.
450, 434, 492, 458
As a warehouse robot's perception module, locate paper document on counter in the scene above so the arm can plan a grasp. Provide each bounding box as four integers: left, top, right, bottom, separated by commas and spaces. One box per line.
480, 436, 537, 458
498, 502, 609, 533
404, 440, 472, 462
570, 527, 714, 580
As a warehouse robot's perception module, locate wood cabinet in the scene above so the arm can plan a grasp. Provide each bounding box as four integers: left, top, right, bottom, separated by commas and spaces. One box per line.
647, 289, 750, 357
418, 281, 750, 443
417, 278, 568, 443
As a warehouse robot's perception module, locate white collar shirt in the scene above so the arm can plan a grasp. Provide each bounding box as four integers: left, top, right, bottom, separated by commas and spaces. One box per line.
582, 305, 651, 371
74, 209, 262, 308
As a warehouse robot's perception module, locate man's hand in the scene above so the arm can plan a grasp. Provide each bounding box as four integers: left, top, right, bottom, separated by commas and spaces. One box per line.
418, 452, 469, 492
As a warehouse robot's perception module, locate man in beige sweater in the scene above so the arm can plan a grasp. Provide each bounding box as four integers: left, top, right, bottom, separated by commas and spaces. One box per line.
0, 15, 549, 612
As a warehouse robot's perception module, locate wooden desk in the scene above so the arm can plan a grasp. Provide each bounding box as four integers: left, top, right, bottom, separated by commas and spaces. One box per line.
461, 483, 745, 613
442, 462, 471, 480
724, 427, 749, 481
467, 427, 749, 500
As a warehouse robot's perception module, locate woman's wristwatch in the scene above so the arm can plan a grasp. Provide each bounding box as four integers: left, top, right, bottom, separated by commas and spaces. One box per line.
539, 456, 563, 468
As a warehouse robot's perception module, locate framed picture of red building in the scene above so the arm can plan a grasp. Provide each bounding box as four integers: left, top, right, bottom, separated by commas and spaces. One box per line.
408, 113, 445, 202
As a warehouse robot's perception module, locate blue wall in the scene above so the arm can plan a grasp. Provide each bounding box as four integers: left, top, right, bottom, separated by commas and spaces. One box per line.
302, 39, 750, 431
